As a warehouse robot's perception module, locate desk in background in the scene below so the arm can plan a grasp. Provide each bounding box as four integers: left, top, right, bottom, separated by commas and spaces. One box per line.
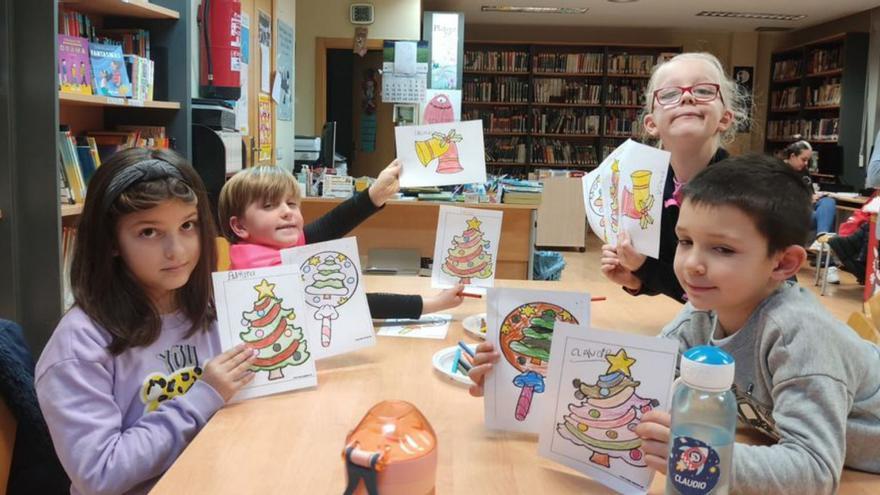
302, 198, 538, 280
152, 276, 880, 495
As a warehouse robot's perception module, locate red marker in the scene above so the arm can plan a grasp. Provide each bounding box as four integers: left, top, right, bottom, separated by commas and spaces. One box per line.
591, 296, 607, 302
460, 292, 482, 299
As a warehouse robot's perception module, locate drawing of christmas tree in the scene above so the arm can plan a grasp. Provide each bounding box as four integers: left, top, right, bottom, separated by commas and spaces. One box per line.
302, 252, 358, 347
499, 303, 578, 422
556, 349, 659, 468
240, 279, 310, 380
441, 217, 494, 285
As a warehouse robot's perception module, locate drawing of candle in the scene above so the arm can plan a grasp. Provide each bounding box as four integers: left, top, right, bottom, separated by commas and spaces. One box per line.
610, 160, 620, 234
622, 170, 655, 229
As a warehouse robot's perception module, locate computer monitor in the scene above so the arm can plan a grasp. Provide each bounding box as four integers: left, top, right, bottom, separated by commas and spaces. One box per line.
319, 121, 336, 168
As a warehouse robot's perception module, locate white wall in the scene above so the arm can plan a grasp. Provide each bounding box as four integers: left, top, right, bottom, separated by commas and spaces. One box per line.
295, 0, 421, 134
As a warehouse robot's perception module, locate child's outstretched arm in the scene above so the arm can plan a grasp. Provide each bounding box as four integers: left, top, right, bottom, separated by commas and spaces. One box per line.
421, 285, 465, 314
303, 159, 400, 243
368, 159, 401, 207
35, 343, 256, 494
467, 341, 500, 397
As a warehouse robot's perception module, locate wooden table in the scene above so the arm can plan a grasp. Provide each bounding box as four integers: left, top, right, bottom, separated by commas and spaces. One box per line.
301, 198, 538, 280
152, 277, 880, 494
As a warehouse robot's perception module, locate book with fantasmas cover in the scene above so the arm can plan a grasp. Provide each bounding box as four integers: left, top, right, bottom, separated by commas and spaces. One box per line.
89, 42, 131, 97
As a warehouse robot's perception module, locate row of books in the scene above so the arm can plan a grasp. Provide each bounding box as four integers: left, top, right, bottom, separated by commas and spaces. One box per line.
485, 137, 527, 163
533, 79, 601, 104
767, 118, 840, 141
532, 52, 603, 74
531, 108, 601, 135
463, 108, 528, 133
806, 47, 841, 74
463, 77, 529, 103
59, 7, 96, 39
770, 87, 800, 110
772, 59, 802, 81
58, 125, 169, 205
606, 79, 648, 106
607, 54, 656, 76
602, 140, 627, 161
605, 109, 641, 137
500, 178, 542, 205
464, 50, 530, 72
531, 139, 598, 166
805, 79, 841, 107
58, 35, 154, 99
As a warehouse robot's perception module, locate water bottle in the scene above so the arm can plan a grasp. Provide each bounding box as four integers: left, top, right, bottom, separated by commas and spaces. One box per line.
665, 346, 737, 495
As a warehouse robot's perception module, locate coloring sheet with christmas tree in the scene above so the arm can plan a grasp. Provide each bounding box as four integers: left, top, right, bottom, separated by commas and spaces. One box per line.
395, 119, 487, 187
483, 287, 589, 433
213, 265, 318, 402
538, 324, 678, 494
615, 140, 670, 259
432, 205, 503, 290
279, 237, 375, 360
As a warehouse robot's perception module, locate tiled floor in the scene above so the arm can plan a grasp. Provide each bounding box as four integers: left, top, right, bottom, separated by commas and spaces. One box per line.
553, 235, 864, 330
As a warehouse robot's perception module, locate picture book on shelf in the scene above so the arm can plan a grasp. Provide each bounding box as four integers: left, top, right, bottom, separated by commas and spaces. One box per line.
58, 34, 92, 95
89, 42, 130, 97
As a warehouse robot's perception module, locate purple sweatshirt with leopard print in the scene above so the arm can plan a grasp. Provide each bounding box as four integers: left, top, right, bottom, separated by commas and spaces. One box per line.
35, 306, 225, 495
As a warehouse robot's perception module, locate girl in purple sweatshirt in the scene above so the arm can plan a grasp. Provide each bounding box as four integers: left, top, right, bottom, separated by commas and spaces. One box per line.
36, 148, 257, 495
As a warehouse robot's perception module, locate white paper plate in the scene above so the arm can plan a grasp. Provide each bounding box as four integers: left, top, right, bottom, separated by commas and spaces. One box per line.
462, 312, 487, 340
432, 345, 476, 386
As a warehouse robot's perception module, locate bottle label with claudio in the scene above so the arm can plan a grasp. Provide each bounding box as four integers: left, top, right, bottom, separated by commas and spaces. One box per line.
668, 436, 721, 494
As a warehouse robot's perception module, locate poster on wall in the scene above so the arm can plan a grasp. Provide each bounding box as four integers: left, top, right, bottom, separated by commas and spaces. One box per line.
381, 40, 429, 103
258, 10, 271, 94
733, 66, 753, 133
235, 12, 250, 135
425, 12, 463, 90
258, 93, 272, 162
275, 20, 294, 121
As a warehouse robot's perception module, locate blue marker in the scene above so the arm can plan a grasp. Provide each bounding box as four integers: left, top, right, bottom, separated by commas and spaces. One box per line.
451, 348, 462, 374
457, 340, 475, 359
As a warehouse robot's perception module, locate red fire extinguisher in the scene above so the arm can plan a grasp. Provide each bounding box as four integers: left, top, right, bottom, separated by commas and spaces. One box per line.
198, 0, 242, 100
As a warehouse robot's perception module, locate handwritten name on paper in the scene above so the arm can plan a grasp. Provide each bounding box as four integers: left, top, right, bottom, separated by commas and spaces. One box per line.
570, 346, 617, 362
227, 270, 256, 281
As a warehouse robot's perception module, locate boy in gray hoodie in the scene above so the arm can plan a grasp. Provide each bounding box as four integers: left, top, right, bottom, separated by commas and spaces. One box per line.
634, 154, 880, 494
468, 154, 879, 495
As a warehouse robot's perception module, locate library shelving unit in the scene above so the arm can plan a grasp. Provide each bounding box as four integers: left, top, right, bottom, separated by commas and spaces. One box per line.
764, 33, 868, 189
462, 41, 680, 175
1, 0, 191, 352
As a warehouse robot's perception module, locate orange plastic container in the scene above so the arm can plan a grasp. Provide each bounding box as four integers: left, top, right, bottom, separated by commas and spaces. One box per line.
343, 401, 437, 495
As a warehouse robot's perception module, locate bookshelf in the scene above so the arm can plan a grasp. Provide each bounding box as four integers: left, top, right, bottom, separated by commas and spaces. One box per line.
764, 33, 868, 189
0, 0, 191, 352
463, 41, 680, 173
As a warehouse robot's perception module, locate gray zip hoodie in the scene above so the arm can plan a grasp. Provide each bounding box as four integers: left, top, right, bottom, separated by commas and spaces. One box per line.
661, 281, 880, 495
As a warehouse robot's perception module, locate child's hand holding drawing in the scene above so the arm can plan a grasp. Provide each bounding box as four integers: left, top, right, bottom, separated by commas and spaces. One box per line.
615, 231, 648, 272
422, 284, 465, 314
466, 341, 500, 397
600, 243, 642, 291
201, 344, 259, 402
634, 409, 672, 474
369, 159, 402, 207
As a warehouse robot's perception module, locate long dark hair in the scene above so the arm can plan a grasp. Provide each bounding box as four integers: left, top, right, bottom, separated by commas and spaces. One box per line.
70, 147, 217, 354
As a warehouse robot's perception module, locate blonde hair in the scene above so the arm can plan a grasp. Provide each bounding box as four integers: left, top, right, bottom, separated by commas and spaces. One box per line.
641, 52, 750, 145
218, 165, 301, 241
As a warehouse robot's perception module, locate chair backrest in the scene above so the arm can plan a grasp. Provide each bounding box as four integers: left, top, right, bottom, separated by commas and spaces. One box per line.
846, 312, 880, 344
0, 396, 16, 495
216, 237, 231, 271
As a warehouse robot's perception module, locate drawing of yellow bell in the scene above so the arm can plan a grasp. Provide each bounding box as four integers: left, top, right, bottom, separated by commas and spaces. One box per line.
415, 137, 449, 167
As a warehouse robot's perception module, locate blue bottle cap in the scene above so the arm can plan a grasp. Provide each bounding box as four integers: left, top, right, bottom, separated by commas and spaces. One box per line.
680, 345, 735, 392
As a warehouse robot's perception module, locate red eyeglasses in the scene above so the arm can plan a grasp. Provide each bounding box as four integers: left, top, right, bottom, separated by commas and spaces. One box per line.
651, 83, 723, 111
